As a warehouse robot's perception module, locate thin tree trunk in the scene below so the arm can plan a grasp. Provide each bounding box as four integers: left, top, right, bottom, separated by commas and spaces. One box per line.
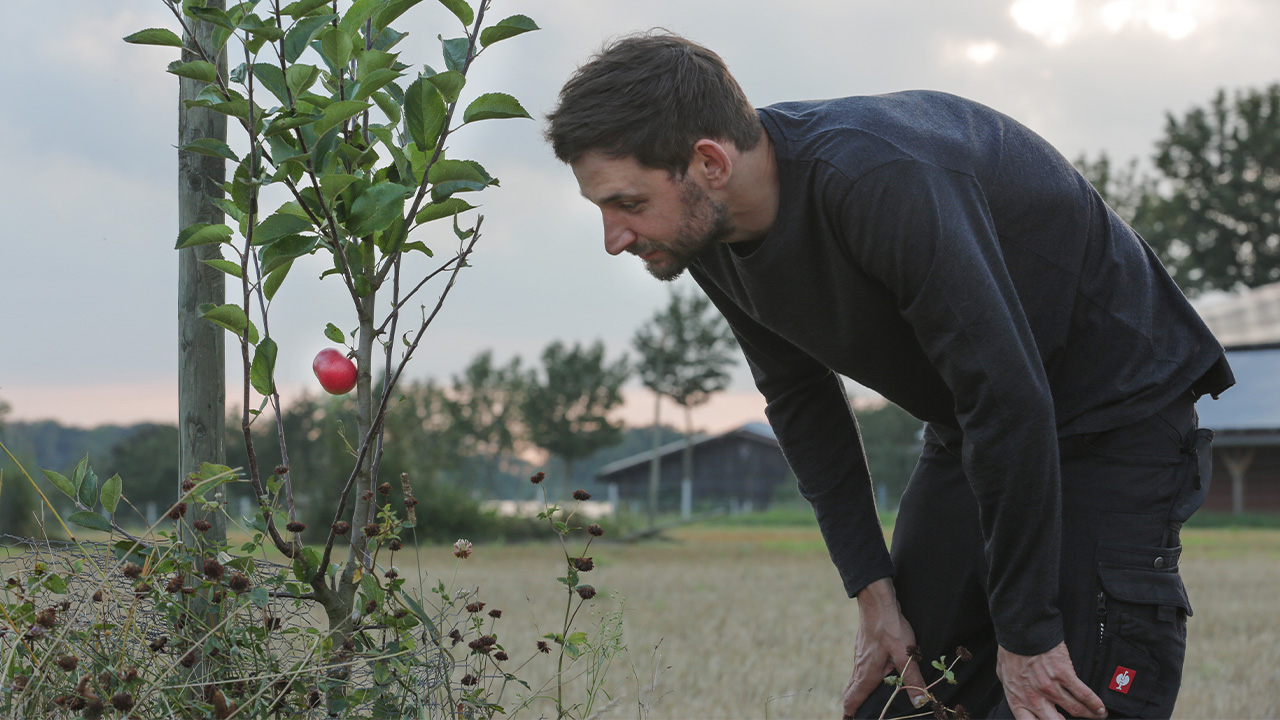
178, 1, 227, 545
648, 392, 661, 529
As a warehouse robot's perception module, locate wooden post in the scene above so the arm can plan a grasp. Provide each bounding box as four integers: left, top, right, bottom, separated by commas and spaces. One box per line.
178, 1, 227, 545
1222, 448, 1255, 516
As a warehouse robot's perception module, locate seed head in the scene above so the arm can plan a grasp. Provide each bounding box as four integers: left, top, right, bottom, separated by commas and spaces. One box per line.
228, 572, 251, 594
460, 674, 478, 687
180, 651, 198, 668
494, 651, 509, 662
956, 646, 973, 662
464, 601, 485, 613
905, 644, 923, 664
331, 521, 351, 535
378, 482, 391, 495
384, 568, 399, 580
286, 521, 306, 533
488, 609, 503, 619
307, 689, 321, 708
388, 539, 403, 552
573, 556, 595, 572
364, 599, 378, 615
111, 692, 135, 712
453, 539, 472, 559
537, 640, 551, 654
361, 490, 375, 502
181, 475, 197, 492
168, 502, 188, 520
530, 471, 545, 484
193, 519, 212, 533
274, 465, 289, 476
576, 585, 597, 600
954, 704, 971, 720
36, 608, 57, 627
92, 589, 103, 602
588, 524, 604, 537
121, 562, 143, 579
149, 636, 168, 653
56, 654, 79, 672
133, 581, 150, 598
572, 489, 591, 501
203, 558, 224, 581
165, 574, 185, 594
363, 523, 381, 538
121, 667, 138, 683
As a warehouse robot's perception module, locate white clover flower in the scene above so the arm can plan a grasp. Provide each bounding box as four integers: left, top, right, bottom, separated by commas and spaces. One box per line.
452, 539, 473, 559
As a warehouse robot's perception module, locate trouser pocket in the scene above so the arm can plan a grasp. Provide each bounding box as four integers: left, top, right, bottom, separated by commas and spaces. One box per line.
1090, 542, 1191, 719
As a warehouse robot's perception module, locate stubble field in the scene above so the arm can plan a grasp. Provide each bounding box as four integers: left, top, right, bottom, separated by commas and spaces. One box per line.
403, 523, 1280, 719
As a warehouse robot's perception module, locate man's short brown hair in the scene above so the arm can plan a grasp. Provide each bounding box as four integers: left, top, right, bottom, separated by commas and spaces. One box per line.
545, 31, 762, 176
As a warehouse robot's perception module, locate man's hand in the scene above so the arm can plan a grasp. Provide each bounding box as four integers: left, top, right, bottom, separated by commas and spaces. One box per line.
842, 578, 928, 718
997, 642, 1107, 719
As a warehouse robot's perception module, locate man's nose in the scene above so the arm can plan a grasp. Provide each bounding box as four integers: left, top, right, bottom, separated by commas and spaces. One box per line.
603, 216, 636, 256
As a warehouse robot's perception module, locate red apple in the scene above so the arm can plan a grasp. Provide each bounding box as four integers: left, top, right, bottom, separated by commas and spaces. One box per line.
313, 348, 357, 395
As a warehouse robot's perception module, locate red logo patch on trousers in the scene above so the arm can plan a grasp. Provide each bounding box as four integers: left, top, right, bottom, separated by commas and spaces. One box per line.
1109, 666, 1135, 694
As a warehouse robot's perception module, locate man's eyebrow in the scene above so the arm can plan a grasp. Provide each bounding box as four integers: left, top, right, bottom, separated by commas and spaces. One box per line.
586, 190, 641, 206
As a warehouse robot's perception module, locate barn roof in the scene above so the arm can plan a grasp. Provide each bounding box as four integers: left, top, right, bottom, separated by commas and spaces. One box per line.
595, 421, 777, 478
1196, 343, 1280, 446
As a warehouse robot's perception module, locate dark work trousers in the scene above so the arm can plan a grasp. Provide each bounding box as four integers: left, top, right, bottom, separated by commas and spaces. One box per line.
854, 392, 1211, 720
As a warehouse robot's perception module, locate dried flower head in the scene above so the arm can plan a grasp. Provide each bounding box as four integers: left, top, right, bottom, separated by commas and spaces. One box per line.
121, 667, 138, 683
932, 701, 948, 720
331, 521, 351, 535
453, 539, 473, 559
488, 609, 503, 619
92, 589, 103, 602
448, 629, 463, 647
121, 562, 143, 579
464, 601, 485, 613
193, 519, 212, 533
274, 465, 289, 476
956, 646, 973, 662
360, 490, 375, 502
35, 608, 57, 627
588, 524, 604, 537
56, 655, 79, 672
180, 651, 198, 668
133, 581, 150, 598
181, 475, 197, 492
111, 692, 135, 712
168, 502, 188, 520
576, 585, 597, 600
363, 523, 381, 538
905, 644, 923, 664
378, 482, 392, 495
165, 574, 185, 594
388, 539, 403, 552
203, 558, 224, 581
384, 568, 399, 580
530, 471, 545, 484
494, 650, 509, 662
572, 489, 591, 501
537, 640, 551, 654
573, 556, 595, 572
364, 599, 378, 615
286, 521, 306, 533
10, 675, 28, 693
460, 674, 478, 687
149, 636, 168, 653
228, 572, 251, 594
307, 689, 321, 709
954, 704, 971, 720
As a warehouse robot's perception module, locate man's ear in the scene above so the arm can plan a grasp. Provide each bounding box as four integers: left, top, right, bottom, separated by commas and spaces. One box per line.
690, 139, 732, 189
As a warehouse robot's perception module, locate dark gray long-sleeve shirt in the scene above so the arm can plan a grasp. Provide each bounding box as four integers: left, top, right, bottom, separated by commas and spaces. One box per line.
688, 91, 1232, 655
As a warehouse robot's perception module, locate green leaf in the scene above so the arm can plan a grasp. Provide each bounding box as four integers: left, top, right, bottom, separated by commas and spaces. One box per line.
167, 60, 219, 84
325, 323, 346, 343
41, 574, 68, 594
321, 173, 362, 201
402, 593, 440, 638
437, 0, 473, 26
404, 76, 445, 151
68, 511, 112, 534
374, 0, 424, 31
261, 235, 318, 272
314, 99, 371, 138
282, 0, 333, 18
176, 223, 234, 249
285, 63, 321, 98
187, 6, 237, 31
202, 259, 242, 278
372, 90, 401, 125
124, 28, 184, 47
100, 474, 122, 514
253, 212, 313, 246
41, 470, 76, 499
338, 0, 383, 36
353, 275, 371, 297
414, 197, 474, 225
479, 14, 538, 47
264, 260, 292, 301
251, 338, 278, 396
72, 455, 88, 493
425, 70, 464, 104
200, 303, 249, 334
78, 466, 99, 508
320, 26, 355, 69
283, 13, 337, 63
180, 137, 239, 162
427, 158, 487, 184
462, 92, 530, 123
440, 36, 470, 73
346, 183, 409, 237
252, 63, 290, 105
353, 68, 401, 101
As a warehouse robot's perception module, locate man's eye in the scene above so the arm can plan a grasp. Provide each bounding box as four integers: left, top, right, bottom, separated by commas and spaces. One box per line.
618, 202, 641, 212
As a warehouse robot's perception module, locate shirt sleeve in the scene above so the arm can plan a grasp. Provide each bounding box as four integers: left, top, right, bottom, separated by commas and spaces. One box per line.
689, 267, 897, 599
836, 159, 1064, 655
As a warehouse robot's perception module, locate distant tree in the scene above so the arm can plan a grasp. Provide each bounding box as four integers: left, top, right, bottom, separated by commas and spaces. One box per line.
446, 351, 525, 496
1073, 152, 1158, 229
855, 402, 925, 510
106, 424, 182, 519
522, 341, 629, 499
632, 288, 739, 525
0, 399, 41, 536
1143, 84, 1280, 293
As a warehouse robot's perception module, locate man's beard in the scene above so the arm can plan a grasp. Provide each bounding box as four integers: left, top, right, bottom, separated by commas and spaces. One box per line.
633, 179, 733, 282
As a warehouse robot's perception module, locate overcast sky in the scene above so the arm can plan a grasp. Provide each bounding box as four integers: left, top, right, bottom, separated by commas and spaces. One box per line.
2, 0, 1278, 431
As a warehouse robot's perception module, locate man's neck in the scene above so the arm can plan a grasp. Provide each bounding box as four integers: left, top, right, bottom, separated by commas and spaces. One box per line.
723, 129, 780, 244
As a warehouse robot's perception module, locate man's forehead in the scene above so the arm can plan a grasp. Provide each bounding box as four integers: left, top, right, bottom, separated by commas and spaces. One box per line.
571, 151, 668, 203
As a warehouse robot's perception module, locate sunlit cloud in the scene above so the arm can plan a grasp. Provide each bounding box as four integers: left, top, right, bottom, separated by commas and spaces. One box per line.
966, 41, 1002, 64
1013, 0, 1210, 45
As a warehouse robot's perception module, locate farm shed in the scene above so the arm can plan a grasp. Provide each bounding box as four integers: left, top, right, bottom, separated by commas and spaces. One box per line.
1195, 343, 1280, 513
595, 422, 793, 516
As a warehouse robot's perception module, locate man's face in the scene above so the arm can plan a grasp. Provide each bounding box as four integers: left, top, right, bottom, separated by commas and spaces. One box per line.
571, 151, 733, 281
